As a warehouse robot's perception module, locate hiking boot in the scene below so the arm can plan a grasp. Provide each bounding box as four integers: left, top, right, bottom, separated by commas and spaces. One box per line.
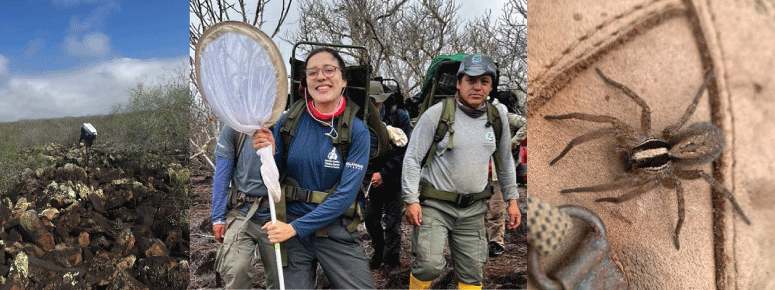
529, 0, 775, 288
383, 258, 400, 269
369, 257, 382, 270
488, 241, 504, 257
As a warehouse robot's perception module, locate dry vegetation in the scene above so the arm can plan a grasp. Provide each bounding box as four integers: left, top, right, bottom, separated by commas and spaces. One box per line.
0, 71, 190, 289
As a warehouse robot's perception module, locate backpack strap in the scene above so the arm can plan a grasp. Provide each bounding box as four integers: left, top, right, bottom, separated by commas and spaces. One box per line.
279, 100, 307, 167
226, 132, 248, 211
233, 132, 248, 164
332, 100, 359, 161
421, 97, 456, 168
486, 102, 505, 173
365, 98, 391, 160
420, 98, 505, 173
282, 99, 361, 162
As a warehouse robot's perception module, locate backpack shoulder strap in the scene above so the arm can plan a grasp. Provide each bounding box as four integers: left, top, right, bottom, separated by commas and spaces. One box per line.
421, 97, 456, 168
279, 100, 307, 165
227, 131, 248, 211
486, 102, 505, 173
333, 99, 359, 161
233, 132, 248, 167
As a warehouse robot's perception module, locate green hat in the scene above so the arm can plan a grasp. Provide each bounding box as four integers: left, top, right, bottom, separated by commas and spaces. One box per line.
369, 81, 391, 103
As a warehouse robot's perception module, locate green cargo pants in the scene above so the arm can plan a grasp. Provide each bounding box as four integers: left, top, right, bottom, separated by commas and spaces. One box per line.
410, 199, 489, 285
214, 214, 280, 289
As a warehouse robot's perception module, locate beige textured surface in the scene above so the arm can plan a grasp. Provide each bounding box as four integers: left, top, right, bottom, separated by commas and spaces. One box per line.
527, 0, 775, 289
703, 0, 775, 288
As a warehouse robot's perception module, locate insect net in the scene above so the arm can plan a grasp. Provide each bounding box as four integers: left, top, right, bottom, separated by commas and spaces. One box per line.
196, 22, 287, 202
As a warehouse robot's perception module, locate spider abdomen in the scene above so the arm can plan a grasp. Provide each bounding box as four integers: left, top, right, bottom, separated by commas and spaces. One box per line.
668, 122, 724, 166
631, 139, 672, 171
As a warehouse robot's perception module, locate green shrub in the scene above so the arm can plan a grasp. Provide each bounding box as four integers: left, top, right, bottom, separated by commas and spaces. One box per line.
0, 70, 190, 192
111, 71, 189, 153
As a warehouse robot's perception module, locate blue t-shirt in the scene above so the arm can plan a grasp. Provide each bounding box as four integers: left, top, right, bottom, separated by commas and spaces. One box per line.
273, 110, 369, 238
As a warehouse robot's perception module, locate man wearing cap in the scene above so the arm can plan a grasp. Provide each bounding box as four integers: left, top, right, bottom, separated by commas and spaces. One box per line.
402, 54, 521, 289
364, 80, 412, 270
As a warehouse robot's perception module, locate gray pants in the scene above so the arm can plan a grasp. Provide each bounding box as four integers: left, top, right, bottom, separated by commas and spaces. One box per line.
215, 215, 280, 289
486, 181, 506, 246
284, 216, 375, 289
411, 199, 489, 285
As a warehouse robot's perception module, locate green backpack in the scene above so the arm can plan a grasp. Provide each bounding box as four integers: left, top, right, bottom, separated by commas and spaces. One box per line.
416, 53, 506, 173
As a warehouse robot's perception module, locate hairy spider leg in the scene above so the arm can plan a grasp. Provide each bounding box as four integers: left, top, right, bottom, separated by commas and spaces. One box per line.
663, 69, 715, 139
595, 177, 659, 203
548, 127, 621, 165
595, 68, 652, 134
661, 176, 686, 250
674, 168, 751, 225
560, 174, 640, 194
544, 113, 639, 138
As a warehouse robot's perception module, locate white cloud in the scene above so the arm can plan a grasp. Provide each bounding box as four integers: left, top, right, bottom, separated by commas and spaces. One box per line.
24, 38, 47, 58
0, 55, 8, 76
65, 0, 118, 33
0, 56, 187, 122
63, 32, 112, 56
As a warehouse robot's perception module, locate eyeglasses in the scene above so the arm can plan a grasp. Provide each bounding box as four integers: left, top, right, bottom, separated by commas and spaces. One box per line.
305, 65, 340, 79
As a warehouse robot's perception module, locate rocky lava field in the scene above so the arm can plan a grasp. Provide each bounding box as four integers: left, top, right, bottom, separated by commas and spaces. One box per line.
0, 144, 189, 290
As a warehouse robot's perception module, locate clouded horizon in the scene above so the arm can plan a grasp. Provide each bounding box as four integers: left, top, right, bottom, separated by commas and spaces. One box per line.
0, 0, 188, 122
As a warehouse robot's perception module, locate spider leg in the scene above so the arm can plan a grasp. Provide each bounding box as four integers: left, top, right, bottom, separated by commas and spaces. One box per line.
544, 113, 638, 138
549, 127, 621, 165
662, 69, 715, 139
595, 177, 659, 203
595, 68, 652, 134
675, 168, 751, 225
560, 175, 639, 194
660, 177, 686, 250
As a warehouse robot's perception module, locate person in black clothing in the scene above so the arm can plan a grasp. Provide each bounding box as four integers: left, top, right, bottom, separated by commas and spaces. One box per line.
79, 123, 97, 159
364, 80, 412, 270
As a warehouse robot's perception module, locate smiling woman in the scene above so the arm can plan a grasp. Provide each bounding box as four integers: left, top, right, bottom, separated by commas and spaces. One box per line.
250, 47, 376, 289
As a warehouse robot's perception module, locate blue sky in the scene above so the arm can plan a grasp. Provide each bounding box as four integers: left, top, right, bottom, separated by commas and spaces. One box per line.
0, 0, 188, 122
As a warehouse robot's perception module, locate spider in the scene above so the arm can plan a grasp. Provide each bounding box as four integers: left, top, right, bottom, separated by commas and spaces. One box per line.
544, 67, 751, 250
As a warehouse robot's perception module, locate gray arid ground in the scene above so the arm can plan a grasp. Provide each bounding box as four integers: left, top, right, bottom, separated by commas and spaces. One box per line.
189, 167, 527, 289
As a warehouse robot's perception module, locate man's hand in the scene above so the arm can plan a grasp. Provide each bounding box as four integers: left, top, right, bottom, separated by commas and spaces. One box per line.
404, 203, 423, 227
252, 127, 275, 153
213, 224, 226, 243
507, 200, 521, 230
371, 172, 384, 187
262, 221, 297, 243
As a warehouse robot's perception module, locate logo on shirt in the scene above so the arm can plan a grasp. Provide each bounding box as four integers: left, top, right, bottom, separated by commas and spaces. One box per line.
345, 161, 364, 171
324, 148, 340, 169
485, 131, 495, 142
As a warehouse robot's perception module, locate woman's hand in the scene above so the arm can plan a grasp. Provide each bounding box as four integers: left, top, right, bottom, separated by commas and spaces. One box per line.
262, 221, 297, 243
252, 127, 275, 153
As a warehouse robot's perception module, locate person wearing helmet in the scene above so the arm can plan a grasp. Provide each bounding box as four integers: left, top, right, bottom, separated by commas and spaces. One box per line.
402, 54, 521, 289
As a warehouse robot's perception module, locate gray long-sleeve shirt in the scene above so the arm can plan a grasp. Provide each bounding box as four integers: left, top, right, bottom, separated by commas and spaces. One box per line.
402, 100, 518, 205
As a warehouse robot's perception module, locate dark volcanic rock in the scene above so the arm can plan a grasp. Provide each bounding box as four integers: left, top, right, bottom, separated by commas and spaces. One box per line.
19, 210, 55, 252
136, 257, 188, 290
1, 143, 189, 289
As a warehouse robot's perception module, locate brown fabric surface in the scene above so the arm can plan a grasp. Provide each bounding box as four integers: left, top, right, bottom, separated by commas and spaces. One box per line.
527, 0, 775, 289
